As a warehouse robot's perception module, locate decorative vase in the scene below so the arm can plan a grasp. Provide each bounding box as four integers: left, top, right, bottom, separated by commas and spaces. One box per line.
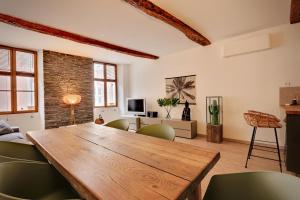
165, 108, 171, 119
157, 98, 179, 119
95, 114, 104, 125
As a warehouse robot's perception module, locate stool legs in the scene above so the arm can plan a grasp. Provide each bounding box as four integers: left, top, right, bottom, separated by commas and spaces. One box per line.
245, 127, 257, 168
245, 127, 283, 172
274, 128, 282, 172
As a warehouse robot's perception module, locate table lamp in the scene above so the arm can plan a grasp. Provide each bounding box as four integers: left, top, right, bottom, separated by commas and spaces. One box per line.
63, 94, 81, 125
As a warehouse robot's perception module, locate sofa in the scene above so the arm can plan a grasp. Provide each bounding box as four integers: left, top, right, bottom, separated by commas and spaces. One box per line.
0, 120, 27, 143
0, 127, 26, 141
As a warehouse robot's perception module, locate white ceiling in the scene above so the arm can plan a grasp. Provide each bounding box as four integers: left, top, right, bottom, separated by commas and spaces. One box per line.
152, 0, 290, 41
0, 0, 291, 64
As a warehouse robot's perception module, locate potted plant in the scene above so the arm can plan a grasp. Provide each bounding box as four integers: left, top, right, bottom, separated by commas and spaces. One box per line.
206, 97, 223, 143
157, 98, 180, 119
209, 100, 220, 125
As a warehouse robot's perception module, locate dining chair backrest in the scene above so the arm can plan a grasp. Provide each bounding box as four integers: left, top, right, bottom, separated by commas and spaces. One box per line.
137, 124, 176, 141
0, 141, 47, 162
104, 119, 130, 131
0, 161, 81, 200
204, 172, 300, 200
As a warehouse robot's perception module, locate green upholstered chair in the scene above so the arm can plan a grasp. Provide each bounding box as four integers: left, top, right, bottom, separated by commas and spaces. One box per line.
0, 141, 47, 162
137, 124, 176, 141
203, 172, 300, 200
104, 119, 130, 131
0, 155, 30, 164
0, 161, 81, 200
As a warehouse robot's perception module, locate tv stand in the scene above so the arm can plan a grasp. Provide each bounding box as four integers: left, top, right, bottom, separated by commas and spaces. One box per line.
122, 116, 197, 139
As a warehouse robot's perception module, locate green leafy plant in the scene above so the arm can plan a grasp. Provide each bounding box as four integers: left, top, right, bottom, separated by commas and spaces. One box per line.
157, 98, 180, 119
208, 100, 220, 125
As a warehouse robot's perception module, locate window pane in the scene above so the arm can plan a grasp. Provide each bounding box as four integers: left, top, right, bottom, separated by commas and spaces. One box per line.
17, 91, 35, 111
0, 76, 11, 112
17, 76, 34, 91
0, 76, 11, 90
94, 63, 104, 79
94, 81, 104, 107
16, 51, 34, 73
0, 49, 10, 72
106, 65, 116, 80
106, 82, 116, 106
0, 91, 11, 112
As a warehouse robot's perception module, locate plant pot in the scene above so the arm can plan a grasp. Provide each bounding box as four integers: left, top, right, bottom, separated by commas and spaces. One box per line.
95, 118, 104, 125
206, 124, 223, 143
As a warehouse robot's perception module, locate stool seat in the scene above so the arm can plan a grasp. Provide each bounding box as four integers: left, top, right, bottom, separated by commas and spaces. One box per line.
244, 111, 282, 128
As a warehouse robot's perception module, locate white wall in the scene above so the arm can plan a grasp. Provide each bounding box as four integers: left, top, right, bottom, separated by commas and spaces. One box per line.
0, 50, 45, 133
127, 24, 300, 145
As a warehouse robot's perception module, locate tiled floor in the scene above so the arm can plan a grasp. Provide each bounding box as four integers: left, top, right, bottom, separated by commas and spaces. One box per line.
175, 135, 294, 196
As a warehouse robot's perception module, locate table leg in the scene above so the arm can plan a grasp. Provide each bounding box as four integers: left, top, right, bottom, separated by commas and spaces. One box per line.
188, 183, 201, 200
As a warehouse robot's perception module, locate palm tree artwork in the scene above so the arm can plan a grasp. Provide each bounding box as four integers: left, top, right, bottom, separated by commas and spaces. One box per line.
165, 75, 196, 104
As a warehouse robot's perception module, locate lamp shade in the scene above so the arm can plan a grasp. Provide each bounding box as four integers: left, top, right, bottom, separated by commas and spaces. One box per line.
63, 94, 81, 105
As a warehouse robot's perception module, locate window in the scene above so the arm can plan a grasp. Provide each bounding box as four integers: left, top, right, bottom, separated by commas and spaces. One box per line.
94, 62, 117, 107
0, 45, 38, 114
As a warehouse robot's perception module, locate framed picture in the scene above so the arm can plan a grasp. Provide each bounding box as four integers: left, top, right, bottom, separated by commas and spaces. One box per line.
165, 75, 196, 104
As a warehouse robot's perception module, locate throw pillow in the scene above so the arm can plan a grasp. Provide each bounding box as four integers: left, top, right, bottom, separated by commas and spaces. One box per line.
0, 120, 13, 135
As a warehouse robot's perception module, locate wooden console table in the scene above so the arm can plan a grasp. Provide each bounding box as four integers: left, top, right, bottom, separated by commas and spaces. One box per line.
122, 116, 197, 139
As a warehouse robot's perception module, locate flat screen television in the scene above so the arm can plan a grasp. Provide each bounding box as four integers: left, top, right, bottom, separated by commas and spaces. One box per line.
127, 98, 146, 115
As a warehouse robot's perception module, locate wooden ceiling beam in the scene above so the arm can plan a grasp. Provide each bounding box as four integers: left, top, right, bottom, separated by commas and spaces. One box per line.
0, 13, 159, 59
291, 0, 300, 24
123, 0, 211, 46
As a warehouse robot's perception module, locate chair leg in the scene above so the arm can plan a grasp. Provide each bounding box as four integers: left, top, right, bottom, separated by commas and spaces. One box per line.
245, 127, 257, 168
274, 128, 283, 173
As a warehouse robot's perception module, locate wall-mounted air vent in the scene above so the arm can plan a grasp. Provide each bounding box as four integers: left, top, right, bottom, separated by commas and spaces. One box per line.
223, 34, 271, 58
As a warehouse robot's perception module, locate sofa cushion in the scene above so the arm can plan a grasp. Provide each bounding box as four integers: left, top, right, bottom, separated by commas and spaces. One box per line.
0, 132, 25, 141
0, 120, 13, 135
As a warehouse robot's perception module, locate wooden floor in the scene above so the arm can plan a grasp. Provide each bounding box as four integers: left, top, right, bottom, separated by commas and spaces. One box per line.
175, 135, 293, 197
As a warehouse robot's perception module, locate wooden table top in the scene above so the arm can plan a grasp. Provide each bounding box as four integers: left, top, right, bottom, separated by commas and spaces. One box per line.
282, 105, 300, 115
27, 123, 220, 200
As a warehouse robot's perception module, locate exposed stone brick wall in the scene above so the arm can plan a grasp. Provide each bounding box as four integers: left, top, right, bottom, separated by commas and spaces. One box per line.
43, 50, 94, 129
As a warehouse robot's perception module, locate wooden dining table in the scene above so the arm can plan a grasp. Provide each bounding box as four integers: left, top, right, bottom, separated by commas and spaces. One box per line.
26, 123, 220, 200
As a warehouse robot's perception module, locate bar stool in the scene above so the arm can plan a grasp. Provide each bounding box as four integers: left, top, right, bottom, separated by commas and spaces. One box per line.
243, 110, 282, 172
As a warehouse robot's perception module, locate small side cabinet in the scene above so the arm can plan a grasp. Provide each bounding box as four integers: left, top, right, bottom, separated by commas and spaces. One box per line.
162, 119, 197, 139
